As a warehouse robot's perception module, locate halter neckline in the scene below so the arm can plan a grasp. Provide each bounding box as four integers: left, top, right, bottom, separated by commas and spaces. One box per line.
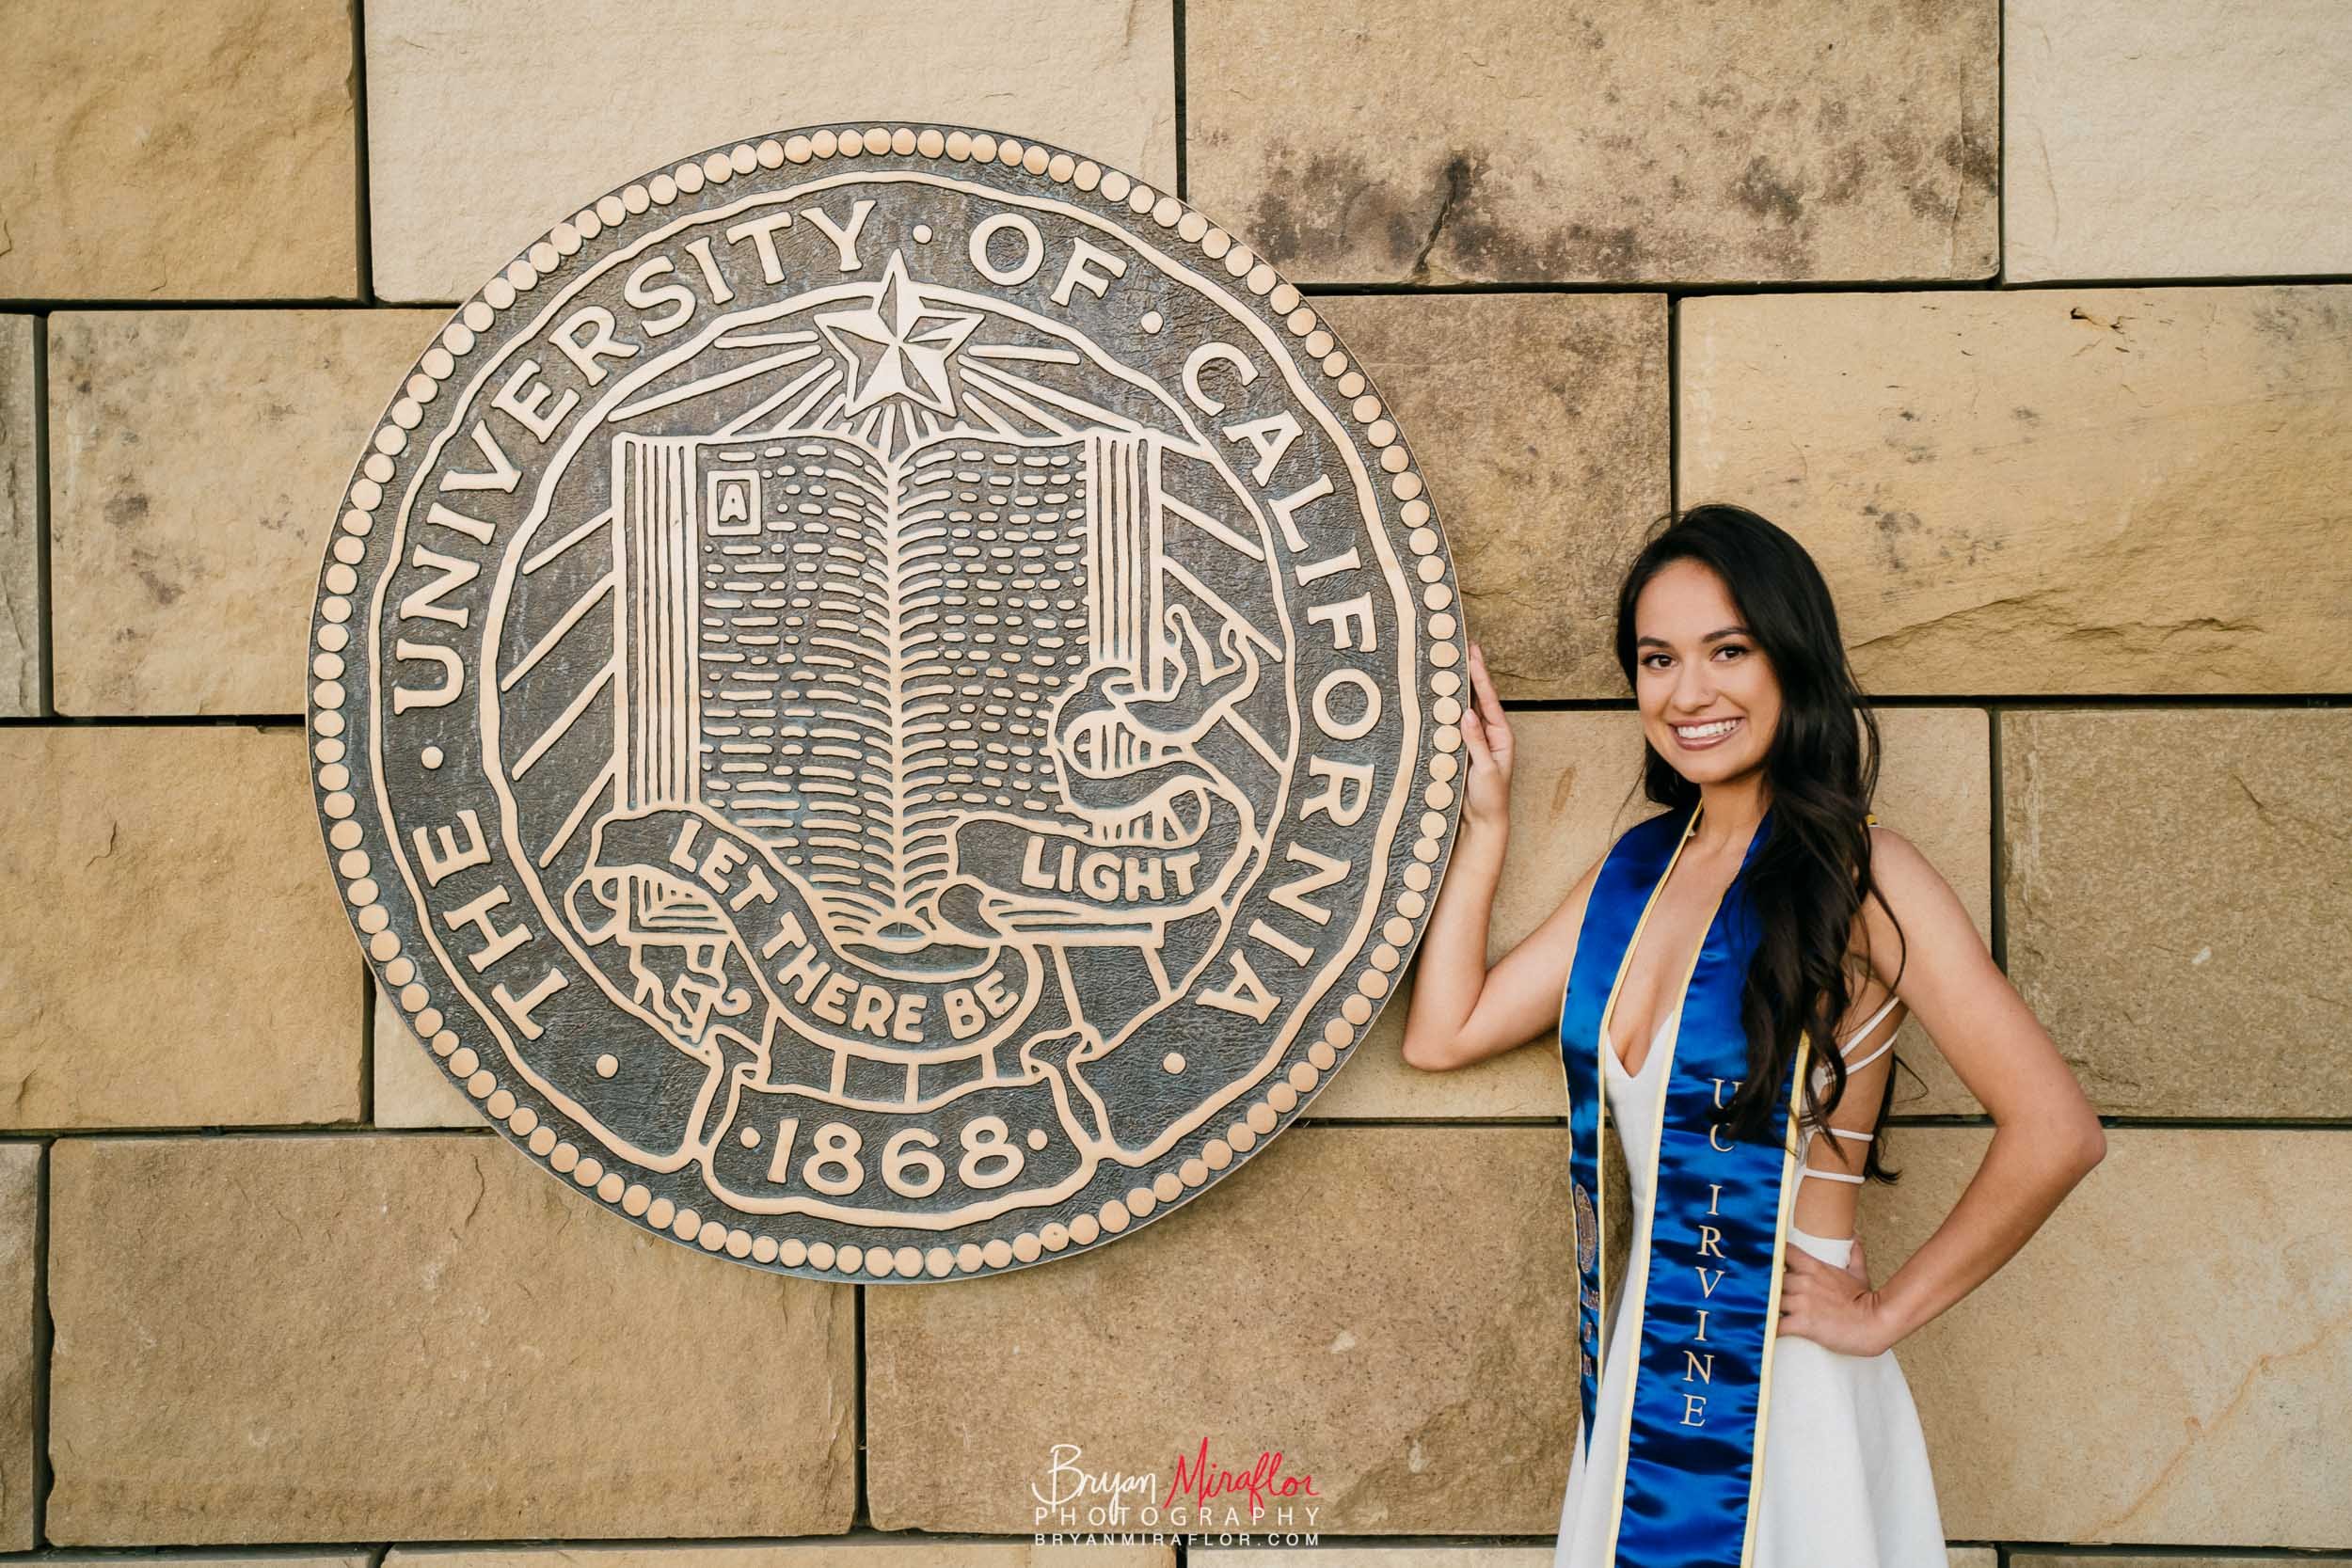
1603, 1005, 1678, 1082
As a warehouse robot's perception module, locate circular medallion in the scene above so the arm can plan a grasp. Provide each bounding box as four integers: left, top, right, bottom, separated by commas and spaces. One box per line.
309, 123, 1466, 1280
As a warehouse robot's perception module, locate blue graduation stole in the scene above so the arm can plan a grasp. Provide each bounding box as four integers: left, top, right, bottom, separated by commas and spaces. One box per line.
1559, 800, 1814, 1567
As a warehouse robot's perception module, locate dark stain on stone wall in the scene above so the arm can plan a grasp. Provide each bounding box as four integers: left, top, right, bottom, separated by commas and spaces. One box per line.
1820, 143, 1869, 206
1246, 147, 1437, 277
1864, 499, 1929, 572
1939, 127, 1998, 194
1732, 155, 1806, 225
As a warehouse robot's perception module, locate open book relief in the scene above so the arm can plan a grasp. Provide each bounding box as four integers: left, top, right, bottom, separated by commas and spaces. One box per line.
614, 426, 1173, 951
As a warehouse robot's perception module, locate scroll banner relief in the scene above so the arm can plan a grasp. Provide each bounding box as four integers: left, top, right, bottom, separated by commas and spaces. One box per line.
308, 123, 1467, 1280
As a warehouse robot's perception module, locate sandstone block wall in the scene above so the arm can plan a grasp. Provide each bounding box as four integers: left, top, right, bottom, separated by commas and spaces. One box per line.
0, 0, 2344, 1559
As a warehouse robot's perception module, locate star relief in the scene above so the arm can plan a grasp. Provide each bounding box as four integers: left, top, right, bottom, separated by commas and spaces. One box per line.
817, 250, 982, 418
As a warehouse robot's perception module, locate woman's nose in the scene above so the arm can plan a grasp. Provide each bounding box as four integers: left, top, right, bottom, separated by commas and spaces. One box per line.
1672, 668, 1716, 708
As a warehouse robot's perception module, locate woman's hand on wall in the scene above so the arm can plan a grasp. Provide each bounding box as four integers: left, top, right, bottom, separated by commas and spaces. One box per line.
1460, 640, 1514, 829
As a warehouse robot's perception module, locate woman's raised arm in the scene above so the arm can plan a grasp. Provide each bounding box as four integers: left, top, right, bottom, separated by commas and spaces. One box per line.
1401, 641, 1605, 1072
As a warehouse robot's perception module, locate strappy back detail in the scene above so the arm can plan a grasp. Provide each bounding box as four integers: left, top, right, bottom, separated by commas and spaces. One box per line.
1602, 988, 1904, 1187
1795, 989, 1905, 1187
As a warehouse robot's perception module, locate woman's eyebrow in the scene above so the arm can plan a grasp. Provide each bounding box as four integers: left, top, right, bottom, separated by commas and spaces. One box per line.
1636, 625, 1750, 647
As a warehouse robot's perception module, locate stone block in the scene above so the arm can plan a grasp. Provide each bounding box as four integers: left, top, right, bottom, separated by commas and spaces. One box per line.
365, 0, 1179, 302
1680, 286, 2352, 694
1312, 707, 1992, 1119
1863, 1128, 2352, 1546
48, 309, 444, 716
0, 318, 36, 717
2002, 708, 2352, 1117
1313, 293, 1667, 701
866, 1125, 1575, 1534
2006, 0, 2352, 281
0, 1144, 38, 1550
1186, 0, 1996, 284
0, 0, 358, 298
47, 1132, 856, 1543
0, 727, 361, 1131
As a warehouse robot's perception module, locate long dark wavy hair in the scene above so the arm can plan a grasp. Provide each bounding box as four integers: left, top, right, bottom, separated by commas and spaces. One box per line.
1614, 502, 1913, 1178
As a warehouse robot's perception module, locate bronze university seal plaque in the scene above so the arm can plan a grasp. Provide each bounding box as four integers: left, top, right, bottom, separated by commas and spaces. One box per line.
309, 124, 1467, 1279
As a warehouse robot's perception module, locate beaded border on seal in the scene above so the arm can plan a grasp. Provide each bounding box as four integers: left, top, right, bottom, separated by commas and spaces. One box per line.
308, 122, 1470, 1279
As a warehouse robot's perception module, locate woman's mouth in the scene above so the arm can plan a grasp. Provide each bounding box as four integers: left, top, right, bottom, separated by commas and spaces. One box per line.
1670, 717, 1741, 751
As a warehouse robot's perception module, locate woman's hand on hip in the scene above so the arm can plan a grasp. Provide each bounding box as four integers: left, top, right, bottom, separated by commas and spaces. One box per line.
1779, 1235, 1899, 1357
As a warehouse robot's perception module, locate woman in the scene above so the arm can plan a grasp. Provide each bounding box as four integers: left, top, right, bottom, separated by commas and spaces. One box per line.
1401, 504, 2106, 1566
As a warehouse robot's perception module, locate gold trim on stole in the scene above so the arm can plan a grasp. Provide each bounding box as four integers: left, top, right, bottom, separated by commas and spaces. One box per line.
1595, 801, 1707, 1566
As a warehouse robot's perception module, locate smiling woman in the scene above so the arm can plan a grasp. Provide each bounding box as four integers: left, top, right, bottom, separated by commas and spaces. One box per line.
1633, 571, 1782, 784
1399, 502, 2106, 1567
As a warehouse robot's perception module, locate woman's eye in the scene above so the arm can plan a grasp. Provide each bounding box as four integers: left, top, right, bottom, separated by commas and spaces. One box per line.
1715, 644, 1749, 659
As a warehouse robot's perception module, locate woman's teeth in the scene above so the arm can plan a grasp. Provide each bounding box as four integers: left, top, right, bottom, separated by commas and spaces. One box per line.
1674, 719, 1740, 745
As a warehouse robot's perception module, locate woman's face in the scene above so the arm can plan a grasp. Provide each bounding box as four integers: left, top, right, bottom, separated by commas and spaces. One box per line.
1632, 559, 1780, 784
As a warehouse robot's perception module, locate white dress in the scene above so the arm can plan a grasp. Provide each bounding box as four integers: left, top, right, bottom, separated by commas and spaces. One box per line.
1554, 993, 1947, 1567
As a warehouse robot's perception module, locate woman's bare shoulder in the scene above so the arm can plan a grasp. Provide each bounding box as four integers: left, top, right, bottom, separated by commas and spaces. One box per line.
1851, 821, 1975, 968
1863, 822, 1957, 907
